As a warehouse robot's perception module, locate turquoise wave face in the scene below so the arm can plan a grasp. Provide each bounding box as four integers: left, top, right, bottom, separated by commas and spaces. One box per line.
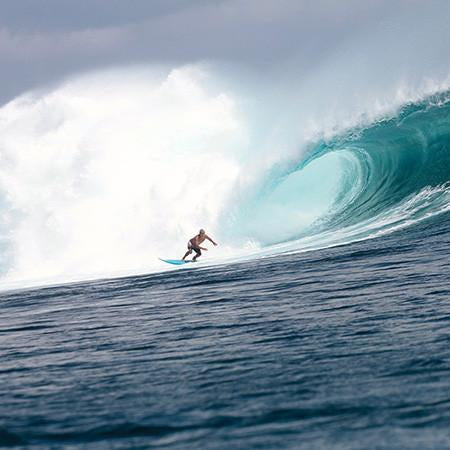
229, 93, 450, 247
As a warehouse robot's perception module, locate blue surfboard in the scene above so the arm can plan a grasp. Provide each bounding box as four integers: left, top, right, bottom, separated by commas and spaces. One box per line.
159, 258, 194, 265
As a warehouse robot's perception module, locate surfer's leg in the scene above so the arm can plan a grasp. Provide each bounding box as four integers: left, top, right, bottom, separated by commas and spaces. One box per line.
192, 248, 202, 261
182, 249, 192, 260
182, 241, 194, 260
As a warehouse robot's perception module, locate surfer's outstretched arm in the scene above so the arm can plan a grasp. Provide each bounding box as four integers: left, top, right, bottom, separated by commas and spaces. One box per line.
206, 235, 218, 246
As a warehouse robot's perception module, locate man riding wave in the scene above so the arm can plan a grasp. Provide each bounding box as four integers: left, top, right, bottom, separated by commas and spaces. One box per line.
182, 229, 217, 261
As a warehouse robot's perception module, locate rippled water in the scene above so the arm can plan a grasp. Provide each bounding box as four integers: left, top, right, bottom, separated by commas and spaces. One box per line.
1, 214, 449, 449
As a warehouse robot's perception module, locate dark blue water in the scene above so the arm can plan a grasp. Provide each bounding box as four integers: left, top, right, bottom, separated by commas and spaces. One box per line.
1, 212, 449, 449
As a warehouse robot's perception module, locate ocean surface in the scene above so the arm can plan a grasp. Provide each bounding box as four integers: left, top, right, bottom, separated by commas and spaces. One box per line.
1, 211, 449, 449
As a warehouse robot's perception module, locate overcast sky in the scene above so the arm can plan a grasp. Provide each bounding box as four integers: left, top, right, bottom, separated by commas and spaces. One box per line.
0, 0, 449, 105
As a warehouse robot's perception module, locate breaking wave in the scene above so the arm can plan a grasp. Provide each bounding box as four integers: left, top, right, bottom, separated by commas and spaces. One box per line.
0, 66, 449, 287
227, 93, 450, 255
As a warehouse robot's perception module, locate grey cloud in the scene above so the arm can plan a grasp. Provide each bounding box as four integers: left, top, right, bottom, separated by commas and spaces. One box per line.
0, 0, 449, 105
0, 0, 217, 32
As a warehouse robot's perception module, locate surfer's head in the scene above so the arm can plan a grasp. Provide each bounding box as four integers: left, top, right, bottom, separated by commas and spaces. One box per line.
199, 229, 205, 235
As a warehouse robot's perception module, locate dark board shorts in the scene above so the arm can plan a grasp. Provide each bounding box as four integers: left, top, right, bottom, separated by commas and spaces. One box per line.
188, 241, 201, 252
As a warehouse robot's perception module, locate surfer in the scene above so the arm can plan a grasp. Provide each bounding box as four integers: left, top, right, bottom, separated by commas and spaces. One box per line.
182, 229, 217, 261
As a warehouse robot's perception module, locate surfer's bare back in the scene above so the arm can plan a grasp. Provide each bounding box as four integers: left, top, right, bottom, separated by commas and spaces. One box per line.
182, 229, 217, 261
